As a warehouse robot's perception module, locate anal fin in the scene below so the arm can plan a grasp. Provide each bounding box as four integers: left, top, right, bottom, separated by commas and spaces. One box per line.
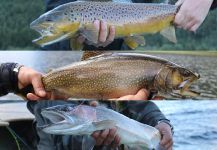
70, 37, 84, 50
160, 25, 177, 43
124, 35, 145, 49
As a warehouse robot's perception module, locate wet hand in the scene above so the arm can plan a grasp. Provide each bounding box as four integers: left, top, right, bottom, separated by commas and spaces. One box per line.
155, 122, 173, 150
91, 128, 121, 148
77, 20, 115, 47
175, 0, 213, 32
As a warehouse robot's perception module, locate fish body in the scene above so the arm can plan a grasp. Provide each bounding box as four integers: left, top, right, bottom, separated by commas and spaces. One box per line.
30, 1, 178, 49
41, 104, 161, 150
42, 52, 200, 100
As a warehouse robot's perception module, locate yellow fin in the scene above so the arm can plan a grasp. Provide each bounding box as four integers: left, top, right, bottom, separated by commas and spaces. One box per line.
124, 36, 145, 49
81, 51, 106, 61
81, 24, 99, 44
70, 38, 84, 50
160, 25, 177, 43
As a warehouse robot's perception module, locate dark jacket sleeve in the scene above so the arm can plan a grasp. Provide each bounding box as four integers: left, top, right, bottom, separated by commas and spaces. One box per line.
0, 63, 19, 96
121, 101, 170, 127
211, 0, 217, 9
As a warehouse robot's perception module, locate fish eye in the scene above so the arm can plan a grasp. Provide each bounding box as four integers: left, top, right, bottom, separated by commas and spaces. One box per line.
46, 19, 53, 22
182, 70, 191, 77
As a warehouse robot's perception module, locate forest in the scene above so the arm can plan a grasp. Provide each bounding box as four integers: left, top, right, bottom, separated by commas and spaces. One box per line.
0, 0, 216, 50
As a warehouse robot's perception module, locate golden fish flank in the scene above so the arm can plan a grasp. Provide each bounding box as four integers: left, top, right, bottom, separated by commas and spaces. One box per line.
30, 1, 178, 49
42, 52, 200, 100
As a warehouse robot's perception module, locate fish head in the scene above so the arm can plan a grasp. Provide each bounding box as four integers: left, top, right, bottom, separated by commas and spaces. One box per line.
30, 5, 80, 46
166, 66, 200, 98
40, 104, 96, 135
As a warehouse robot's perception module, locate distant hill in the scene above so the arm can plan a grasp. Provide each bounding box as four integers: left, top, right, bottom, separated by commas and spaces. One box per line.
0, 0, 216, 50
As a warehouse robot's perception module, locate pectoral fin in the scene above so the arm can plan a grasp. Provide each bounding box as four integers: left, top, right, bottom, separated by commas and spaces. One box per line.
160, 25, 177, 43
81, 24, 99, 44
92, 120, 116, 130
82, 135, 95, 150
70, 37, 84, 50
124, 36, 145, 49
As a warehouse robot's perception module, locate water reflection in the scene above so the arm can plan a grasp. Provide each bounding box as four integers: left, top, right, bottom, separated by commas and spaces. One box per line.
0, 51, 216, 100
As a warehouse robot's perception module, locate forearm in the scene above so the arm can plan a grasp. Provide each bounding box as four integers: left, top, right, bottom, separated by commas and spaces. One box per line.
0, 63, 20, 96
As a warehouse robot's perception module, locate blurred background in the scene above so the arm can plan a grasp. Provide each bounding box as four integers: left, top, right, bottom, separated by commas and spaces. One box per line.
0, 0, 217, 50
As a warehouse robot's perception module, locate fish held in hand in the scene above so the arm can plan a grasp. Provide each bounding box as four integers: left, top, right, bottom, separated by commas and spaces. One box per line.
42, 52, 200, 100
30, 1, 178, 49
41, 104, 161, 150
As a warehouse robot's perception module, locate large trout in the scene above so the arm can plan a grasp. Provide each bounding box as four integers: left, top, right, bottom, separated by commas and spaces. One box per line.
41, 104, 161, 150
42, 52, 200, 100
30, 1, 178, 49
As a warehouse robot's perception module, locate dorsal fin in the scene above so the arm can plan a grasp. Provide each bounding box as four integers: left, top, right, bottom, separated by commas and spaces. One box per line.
81, 51, 106, 61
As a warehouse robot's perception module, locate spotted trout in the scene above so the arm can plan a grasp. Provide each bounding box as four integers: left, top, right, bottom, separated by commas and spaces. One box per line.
30, 1, 178, 49
41, 104, 161, 150
42, 52, 200, 100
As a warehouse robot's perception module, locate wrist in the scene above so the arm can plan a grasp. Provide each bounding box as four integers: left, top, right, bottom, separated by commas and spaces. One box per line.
0, 63, 23, 93
157, 120, 174, 135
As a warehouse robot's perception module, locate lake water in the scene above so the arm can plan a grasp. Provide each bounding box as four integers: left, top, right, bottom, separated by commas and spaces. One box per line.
0, 51, 217, 149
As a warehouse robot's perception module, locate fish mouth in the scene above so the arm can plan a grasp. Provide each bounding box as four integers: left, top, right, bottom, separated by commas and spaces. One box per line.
172, 73, 200, 98
32, 32, 69, 47
40, 110, 74, 134
30, 20, 70, 46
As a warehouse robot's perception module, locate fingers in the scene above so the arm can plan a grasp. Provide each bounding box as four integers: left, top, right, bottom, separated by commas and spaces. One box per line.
94, 129, 110, 145
89, 101, 99, 107
164, 140, 173, 150
155, 122, 173, 150
103, 128, 117, 145
31, 74, 46, 97
26, 93, 41, 101
106, 26, 115, 43
99, 20, 108, 43
92, 128, 119, 147
92, 20, 115, 47
134, 89, 149, 100
174, 0, 212, 32
111, 135, 121, 148
116, 89, 149, 101
160, 130, 173, 146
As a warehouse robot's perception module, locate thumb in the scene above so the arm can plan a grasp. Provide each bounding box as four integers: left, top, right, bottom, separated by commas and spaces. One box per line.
31, 75, 46, 97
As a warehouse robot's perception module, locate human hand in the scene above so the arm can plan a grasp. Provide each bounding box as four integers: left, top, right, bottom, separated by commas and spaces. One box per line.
18, 66, 46, 98
174, 0, 213, 32
77, 20, 115, 47
155, 122, 173, 150
91, 128, 121, 148
18, 66, 68, 100
116, 89, 149, 100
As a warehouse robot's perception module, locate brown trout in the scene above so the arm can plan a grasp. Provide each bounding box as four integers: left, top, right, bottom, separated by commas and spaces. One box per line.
42, 52, 200, 100
30, 1, 178, 49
